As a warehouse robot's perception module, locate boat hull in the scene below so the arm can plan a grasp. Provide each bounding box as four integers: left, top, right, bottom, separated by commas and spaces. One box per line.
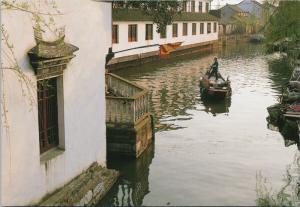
200, 77, 231, 100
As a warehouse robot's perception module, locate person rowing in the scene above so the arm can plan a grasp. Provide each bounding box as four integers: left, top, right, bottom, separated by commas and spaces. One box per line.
208, 57, 225, 81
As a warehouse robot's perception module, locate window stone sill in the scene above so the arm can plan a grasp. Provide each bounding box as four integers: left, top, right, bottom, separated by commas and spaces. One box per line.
40, 147, 64, 164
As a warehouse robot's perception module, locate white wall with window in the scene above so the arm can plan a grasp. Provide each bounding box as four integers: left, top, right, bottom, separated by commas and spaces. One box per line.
112, 20, 218, 58
1, 0, 111, 205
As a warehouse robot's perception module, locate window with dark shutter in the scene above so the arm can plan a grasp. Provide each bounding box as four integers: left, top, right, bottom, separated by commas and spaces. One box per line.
38, 78, 59, 154
112, 25, 119, 44
183, 23, 188, 36
191, 1, 195, 12
199, 2, 202, 13
172, 23, 178, 37
128, 24, 138, 42
200, 23, 204, 34
214, 22, 217, 33
192, 23, 197, 35
182, 1, 187, 12
207, 22, 211, 33
145, 24, 153, 40
206, 2, 209, 12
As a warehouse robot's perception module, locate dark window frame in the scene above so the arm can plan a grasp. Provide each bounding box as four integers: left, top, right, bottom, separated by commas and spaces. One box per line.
182, 1, 187, 12
214, 22, 217, 33
206, 2, 209, 13
38, 78, 59, 154
112, 25, 119, 44
191, 1, 195, 12
207, 22, 211, 34
183, 23, 188, 36
199, 1, 202, 13
128, 24, 138, 42
192, 23, 197, 35
172, 23, 178, 37
145, 24, 153, 40
200, 22, 204, 34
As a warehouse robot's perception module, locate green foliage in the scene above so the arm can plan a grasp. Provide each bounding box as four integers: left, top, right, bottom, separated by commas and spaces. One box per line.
256, 156, 300, 206
112, 0, 181, 33
265, 1, 300, 52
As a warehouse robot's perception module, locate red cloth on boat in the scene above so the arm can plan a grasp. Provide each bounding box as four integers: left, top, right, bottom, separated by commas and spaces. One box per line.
159, 42, 182, 57
289, 105, 300, 111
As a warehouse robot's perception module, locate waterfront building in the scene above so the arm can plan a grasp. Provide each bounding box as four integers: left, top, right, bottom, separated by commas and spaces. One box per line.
237, 0, 263, 20
1, 0, 113, 205
213, 4, 257, 35
109, 0, 219, 69
237, 0, 276, 29
237, 0, 276, 23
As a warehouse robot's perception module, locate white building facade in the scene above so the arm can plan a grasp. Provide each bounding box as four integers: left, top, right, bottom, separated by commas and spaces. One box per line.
0, 0, 111, 205
112, 0, 219, 59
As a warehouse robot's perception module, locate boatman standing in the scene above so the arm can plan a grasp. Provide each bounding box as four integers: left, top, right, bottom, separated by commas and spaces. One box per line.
208, 57, 225, 81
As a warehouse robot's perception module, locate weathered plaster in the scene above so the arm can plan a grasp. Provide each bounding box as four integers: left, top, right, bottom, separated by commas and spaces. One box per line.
1, 0, 111, 205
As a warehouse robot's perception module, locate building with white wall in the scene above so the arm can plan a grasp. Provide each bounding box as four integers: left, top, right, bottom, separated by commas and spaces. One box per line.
110, 0, 219, 67
1, 0, 112, 205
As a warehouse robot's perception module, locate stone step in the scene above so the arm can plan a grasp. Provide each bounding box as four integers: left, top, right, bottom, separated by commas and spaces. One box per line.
38, 163, 119, 206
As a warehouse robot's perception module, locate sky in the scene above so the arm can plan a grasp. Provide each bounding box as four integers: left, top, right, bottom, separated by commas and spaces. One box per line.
211, 0, 264, 9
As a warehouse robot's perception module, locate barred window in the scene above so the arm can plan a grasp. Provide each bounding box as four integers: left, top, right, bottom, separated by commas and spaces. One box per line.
207, 22, 211, 34
192, 23, 197, 35
214, 22, 217, 33
199, 1, 203, 13
206, 2, 209, 12
191, 1, 195, 12
182, 1, 187, 12
183, 23, 188, 36
145, 24, 153, 40
112, 25, 119, 44
128, 24, 138, 42
172, 23, 178, 37
200, 23, 204, 34
38, 78, 59, 154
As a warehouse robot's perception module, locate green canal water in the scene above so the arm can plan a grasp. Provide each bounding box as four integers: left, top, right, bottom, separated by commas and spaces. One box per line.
100, 42, 299, 206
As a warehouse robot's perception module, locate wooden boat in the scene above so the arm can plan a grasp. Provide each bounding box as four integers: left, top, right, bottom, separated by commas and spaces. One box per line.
200, 71, 231, 99
281, 67, 300, 103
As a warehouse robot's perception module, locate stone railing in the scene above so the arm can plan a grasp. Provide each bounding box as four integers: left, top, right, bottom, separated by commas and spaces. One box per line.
106, 73, 149, 125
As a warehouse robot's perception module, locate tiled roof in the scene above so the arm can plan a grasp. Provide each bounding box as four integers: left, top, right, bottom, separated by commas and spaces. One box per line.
226, 4, 244, 13
113, 9, 219, 22
219, 4, 246, 13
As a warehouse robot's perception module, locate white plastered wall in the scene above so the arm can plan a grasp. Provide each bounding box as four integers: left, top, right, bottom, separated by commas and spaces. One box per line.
0, 0, 111, 205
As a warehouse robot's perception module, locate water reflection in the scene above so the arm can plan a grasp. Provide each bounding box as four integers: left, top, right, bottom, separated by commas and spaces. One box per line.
266, 57, 299, 149
267, 57, 293, 94
267, 118, 300, 149
115, 41, 265, 132
99, 144, 155, 206
103, 42, 299, 205
200, 97, 231, 116
219, 40, 264, 59
115, 53, 215, 131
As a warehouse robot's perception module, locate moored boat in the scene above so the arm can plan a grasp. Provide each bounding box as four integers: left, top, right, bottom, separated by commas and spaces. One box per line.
281, 67, 300, 103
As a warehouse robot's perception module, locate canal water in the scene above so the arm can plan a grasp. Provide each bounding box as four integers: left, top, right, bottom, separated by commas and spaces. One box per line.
100, 42, 299, 206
